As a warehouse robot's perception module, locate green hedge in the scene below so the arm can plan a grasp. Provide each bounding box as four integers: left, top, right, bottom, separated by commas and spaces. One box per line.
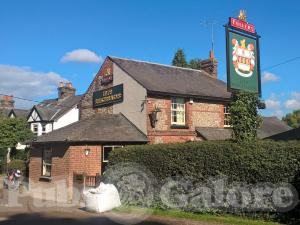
109, 140, 300, 185
107, 140, 300, 222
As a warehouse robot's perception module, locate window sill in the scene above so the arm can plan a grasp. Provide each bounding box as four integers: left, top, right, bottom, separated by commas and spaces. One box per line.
39, 176, 52, 182
170, 124, 189, 129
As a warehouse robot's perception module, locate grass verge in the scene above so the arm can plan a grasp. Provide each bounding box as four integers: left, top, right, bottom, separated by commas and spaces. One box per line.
114, 206, 283, 225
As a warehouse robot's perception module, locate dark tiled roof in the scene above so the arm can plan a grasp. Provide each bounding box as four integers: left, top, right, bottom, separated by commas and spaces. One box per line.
267, 127, 300, 141
196, 117, 292, 140
10, 109, 29, 118
32, 95, 82, 121
196, 127, 232, 140
109, 57, 232, 101
258, 117, 292, 139
0, 108, 11, 117
33, 113, 148, 143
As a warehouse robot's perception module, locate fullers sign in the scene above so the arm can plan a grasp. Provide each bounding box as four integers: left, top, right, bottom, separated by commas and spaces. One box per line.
93, 84, 123, 108
225, 10, 261, 95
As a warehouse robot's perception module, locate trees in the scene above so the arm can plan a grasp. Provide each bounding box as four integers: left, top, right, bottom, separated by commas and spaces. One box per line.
172, 48, 188, 68
189, 58, 202, 70
282, 109, 300, 128
0, 117, 33, 157
229, 92, 262, 142
172, 49, 202, 70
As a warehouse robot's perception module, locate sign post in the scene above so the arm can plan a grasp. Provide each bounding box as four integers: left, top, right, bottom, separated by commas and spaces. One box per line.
225, 10, 262, 96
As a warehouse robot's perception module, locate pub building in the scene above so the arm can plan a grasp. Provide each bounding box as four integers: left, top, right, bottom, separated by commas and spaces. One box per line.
29, 54, 291, 201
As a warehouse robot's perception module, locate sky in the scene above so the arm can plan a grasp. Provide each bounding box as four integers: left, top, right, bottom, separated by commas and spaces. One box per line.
0, 0, 300, 118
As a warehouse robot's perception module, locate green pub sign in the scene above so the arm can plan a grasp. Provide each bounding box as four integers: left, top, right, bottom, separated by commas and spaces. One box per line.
226, 14, 261, 95
93, 84, 124, 108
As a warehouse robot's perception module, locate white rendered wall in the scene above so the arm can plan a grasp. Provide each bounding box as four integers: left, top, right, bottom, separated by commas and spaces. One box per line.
53, 107, 79, 130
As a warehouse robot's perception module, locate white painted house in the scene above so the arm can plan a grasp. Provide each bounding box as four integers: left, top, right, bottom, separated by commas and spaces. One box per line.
27, 82, 82, 136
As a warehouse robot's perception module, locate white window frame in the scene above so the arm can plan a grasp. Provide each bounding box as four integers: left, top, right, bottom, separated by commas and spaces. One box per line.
171, 97, 186, 125
42, 124, 46, 135
224, 105, 231, 128
102, 145, 123, 163
33, 124, 39, 136
42, 146, 52, 177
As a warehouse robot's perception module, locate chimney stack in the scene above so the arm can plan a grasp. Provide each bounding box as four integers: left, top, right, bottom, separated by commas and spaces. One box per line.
58, 82, 76, 100
200, 51, 218, 79
0, 95, 14, 108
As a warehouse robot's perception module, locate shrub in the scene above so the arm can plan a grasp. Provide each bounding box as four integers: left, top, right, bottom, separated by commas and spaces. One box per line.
7, 159, 26, 173
108, 140, 300, 221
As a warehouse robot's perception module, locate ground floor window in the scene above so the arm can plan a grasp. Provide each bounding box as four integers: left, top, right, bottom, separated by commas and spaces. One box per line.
42, 147, 52, 177
102, 146, 123, 162
102, 146, 123, 173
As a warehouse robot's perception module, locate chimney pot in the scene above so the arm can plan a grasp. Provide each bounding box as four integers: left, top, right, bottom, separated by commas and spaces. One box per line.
199, 51, 218, 79
66, 82, 73, 88
0, 95, 14, 108
57, 82, 76, 100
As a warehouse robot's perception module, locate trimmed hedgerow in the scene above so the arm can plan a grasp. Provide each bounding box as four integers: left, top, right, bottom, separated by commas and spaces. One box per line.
109, 140, 300, 185
108, 140, 300, 222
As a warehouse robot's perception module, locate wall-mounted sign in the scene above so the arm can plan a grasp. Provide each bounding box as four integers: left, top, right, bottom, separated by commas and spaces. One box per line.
226, 10, 261, 95
93, 84, 123, 108
101, 68, 113, 85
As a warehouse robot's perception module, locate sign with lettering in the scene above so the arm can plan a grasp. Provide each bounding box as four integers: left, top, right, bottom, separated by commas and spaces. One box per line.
226, 11, 261, 95
230, 17, 255, 34
93, 84, 123, 108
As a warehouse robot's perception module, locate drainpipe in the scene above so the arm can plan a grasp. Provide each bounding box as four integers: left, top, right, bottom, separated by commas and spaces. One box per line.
7, 147, 11, 164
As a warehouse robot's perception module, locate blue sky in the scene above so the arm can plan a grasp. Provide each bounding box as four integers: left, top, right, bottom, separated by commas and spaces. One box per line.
1, 0, 300, 117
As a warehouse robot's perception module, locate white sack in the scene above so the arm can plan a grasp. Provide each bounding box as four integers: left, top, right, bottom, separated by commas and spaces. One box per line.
83, 182, 121, 213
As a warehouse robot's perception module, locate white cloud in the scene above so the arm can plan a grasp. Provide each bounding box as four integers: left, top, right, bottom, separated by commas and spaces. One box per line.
265, 99, 281, 109
61, 49, 102, 63
273, 110, 284, 119
285, 99, 300, 110
291, 92, 300, 100
0, 64, 68, 108
262, 72, 279, 83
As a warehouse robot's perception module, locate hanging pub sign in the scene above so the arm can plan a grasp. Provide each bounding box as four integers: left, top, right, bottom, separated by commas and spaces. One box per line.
93, 84, 123, 108
225, 10, 261, 96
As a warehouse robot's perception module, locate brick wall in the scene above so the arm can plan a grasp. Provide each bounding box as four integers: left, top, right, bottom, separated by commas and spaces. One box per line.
147, 95, 225, 144
29, 144, 102, 202
80, 58, 114, 119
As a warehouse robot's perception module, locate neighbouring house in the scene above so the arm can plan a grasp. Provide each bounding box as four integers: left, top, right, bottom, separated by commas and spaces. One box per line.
267, 126, 300, 141
8, 109, 29, 119
0, 95, 29, 119
27, 82, 82, 136
196, 116, 292, 140
28, 55, 292, 201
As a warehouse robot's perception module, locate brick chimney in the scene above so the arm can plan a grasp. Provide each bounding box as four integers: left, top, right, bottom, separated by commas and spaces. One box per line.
57, 82, 76, 100
0, 95, 14, 108
200, 51, 218, 79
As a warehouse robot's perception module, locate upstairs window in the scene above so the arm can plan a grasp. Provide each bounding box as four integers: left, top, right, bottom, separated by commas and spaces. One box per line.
42, 124, 46, 135
42, 147, 52, 177
171, 98, 186, 125
33, 124, 38, 136
224, 106, 231, 128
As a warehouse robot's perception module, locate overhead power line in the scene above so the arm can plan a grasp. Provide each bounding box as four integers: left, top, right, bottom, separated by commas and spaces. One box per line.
262, 56, 300, 71
0, 93, 76, 110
